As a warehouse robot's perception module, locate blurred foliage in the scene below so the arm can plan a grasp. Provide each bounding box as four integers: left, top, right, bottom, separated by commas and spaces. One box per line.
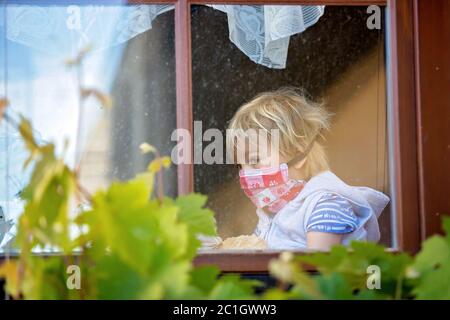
0, 44, 259, 299
0, 116, 257, 299
264, 218, 450, 300
0, 113, 449, 300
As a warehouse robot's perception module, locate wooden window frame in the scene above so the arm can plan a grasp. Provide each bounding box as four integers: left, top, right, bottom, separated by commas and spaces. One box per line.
125, 0, 419, 271
2, 0, 424, 272
169, 0, 421, 271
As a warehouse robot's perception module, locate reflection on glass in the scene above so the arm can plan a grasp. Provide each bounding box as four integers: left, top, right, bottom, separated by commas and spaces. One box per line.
192, 5, 390, 248
0, 5, 176, 251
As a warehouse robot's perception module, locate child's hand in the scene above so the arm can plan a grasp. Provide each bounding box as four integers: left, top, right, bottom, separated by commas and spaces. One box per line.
306, 232, 343, 251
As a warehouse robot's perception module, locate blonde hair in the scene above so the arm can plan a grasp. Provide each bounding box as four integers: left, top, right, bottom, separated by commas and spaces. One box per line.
227, 87, 331, 179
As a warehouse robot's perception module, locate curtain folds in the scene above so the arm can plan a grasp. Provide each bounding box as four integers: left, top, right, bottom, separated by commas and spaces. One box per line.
1, 4, 324, 69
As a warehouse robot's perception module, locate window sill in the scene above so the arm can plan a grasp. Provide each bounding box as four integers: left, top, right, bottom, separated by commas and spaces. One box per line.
194, 249, 313, 273
194, 248, 398, 273
0, 248, 397, 274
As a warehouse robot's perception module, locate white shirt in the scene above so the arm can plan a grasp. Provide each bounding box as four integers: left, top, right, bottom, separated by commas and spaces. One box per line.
253, 171, 390, 250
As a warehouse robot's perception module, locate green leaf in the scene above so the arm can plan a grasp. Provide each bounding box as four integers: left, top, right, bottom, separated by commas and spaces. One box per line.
135, 172, 155, 197
316, 273, 354, 300
414, 236, 450, 273
208, 275, 260, 300
443, 216, 450, 242
22, 257, 69, 300
296, 245, 349, 273
148, 156, 171, 173
18, 116, 39, 155
295, 242, 413, 299
82, 180, 156, 271
262, 288, 298, 300
412, 229, 450, 299
190, 265, 220, 294
140, 261, 191, 299
414, 264, 450, 299
269, 252, 321, 299
175, 194, 216, 236
16, 151, 75, 253
169, 194, 217, 259
94, 254, 146, 299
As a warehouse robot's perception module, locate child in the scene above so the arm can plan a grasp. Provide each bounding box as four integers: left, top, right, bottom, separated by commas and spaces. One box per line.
227, 87, 389, 251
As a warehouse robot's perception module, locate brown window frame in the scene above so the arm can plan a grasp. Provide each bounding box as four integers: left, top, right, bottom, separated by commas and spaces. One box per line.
2, 0, 424, 272
166, 0, 422, 271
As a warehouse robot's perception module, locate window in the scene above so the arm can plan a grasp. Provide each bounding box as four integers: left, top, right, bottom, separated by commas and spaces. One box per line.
0, 0, 423, 271
0, 3, 177, 248
191, 4, 391, 246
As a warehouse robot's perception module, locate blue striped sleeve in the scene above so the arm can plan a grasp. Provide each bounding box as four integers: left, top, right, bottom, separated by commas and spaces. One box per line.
306, 193, 358, 234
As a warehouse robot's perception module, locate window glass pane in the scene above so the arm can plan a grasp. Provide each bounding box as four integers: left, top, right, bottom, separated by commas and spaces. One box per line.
191, 5, 391, 249
0, 4, 176, 252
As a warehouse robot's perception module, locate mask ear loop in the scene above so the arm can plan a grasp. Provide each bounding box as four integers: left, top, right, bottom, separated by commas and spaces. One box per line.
286, 133, 318, 167
261, 139, 316, 215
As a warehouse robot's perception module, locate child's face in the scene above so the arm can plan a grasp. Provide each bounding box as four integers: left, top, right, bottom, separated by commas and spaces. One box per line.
236, 138, 287, 170
236, 137, 306, 181
241, 150, 289, 170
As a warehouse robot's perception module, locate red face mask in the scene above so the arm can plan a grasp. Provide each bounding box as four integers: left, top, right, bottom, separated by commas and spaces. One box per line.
239, 163, 305, 213
238, 138, 316, 213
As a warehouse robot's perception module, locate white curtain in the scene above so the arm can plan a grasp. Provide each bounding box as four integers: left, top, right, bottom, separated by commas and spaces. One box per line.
208, 5, 325, 68
1, 4, 324, 69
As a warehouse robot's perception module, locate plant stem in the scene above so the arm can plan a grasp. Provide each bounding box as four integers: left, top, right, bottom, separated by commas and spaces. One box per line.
74, 62, 85, 171
153, 150, 164, 203
395, 274, 404, 300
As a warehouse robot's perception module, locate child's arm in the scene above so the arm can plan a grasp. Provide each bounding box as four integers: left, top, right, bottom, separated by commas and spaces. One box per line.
306, 232, 343, 251
305, 193, 357, 250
